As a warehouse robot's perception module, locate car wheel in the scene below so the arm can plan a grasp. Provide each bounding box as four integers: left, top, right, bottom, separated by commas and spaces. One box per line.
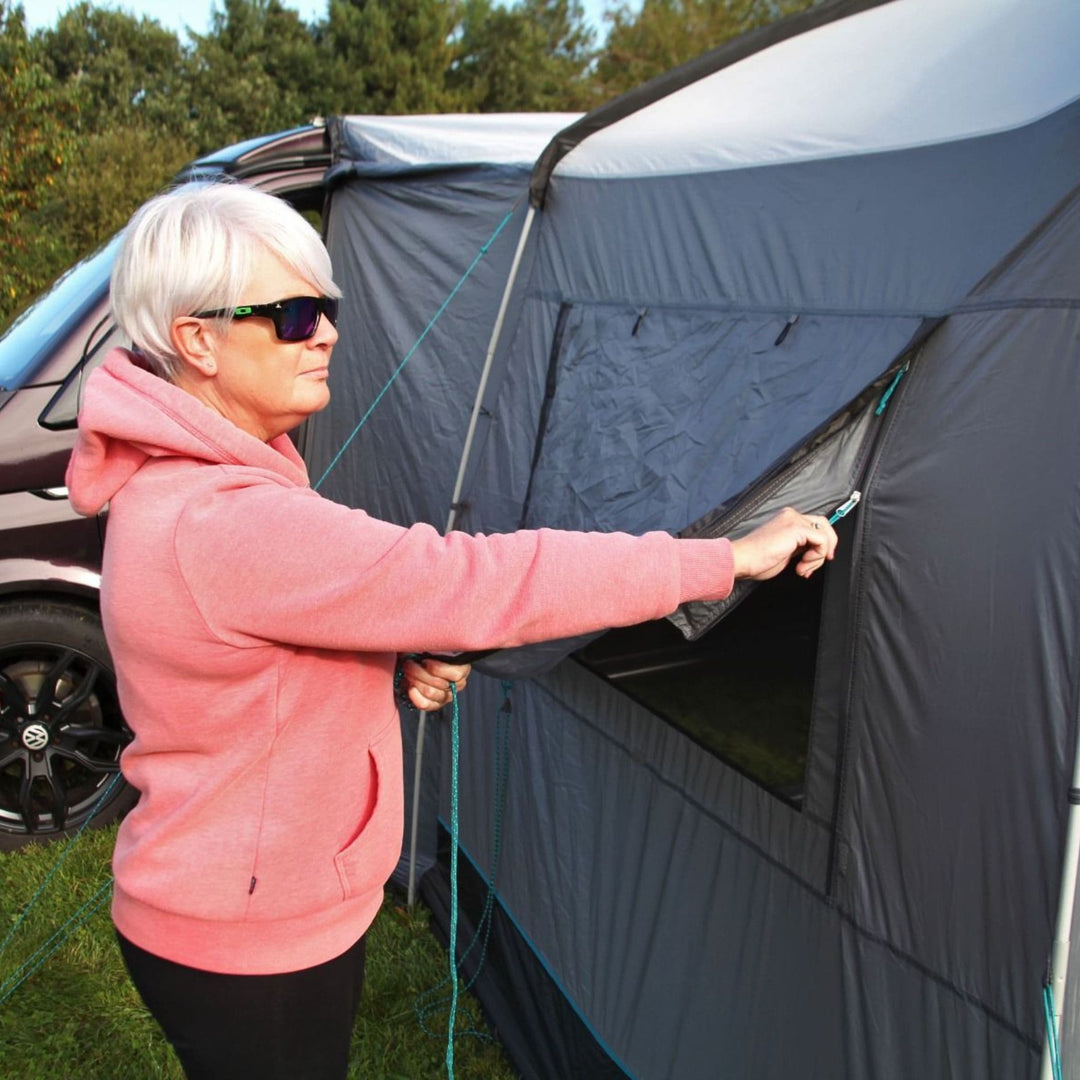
0, 600, 135, 850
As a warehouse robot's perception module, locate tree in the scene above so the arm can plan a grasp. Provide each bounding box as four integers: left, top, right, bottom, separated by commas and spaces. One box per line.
42, 127, 193, 259
39, 2, 193, 138
27, 3, 195, 299
594, 0, 816, 100
188, 0, 325, 151
450, 0, 597, 112
319, 0, 459, 114
0, 1, 81, 325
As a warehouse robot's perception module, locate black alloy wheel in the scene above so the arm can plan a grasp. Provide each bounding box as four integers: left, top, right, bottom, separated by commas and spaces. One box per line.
0, 601, 135, 850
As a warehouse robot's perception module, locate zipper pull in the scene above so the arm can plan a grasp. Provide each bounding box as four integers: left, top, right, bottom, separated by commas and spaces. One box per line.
828, 490, 861, 525
875, 361, 910, 415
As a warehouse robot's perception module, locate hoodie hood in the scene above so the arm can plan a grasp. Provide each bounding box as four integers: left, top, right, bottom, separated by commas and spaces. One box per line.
66, 349, 310, 515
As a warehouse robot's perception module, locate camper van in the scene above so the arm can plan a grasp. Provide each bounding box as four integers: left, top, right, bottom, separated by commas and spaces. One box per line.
0, 125, 332, 848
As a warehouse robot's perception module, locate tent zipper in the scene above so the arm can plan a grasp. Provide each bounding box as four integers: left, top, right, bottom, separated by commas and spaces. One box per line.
823, 336, 930, 901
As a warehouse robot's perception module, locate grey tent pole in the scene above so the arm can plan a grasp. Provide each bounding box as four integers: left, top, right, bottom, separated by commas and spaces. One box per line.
445, 204, 537, 535
1041, 733, 1080, 1078
407, 710, 428, 909
406, 204, 536, 907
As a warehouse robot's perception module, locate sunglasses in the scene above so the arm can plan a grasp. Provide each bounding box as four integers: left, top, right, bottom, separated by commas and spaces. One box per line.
194, 295, 339, 342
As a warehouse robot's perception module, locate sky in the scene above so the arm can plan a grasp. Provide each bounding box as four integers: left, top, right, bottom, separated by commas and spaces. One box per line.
21, 0, 612, 42
22, 0, 324, 35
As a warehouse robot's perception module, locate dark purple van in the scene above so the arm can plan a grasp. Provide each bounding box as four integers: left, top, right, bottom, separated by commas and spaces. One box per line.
0, 126, 331, 848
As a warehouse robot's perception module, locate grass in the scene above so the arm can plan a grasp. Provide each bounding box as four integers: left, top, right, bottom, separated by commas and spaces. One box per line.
0, 826, 517, 1080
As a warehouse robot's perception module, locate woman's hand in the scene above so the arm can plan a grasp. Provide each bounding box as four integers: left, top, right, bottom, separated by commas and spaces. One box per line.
729, 507, 839, 581
399, 657, 471, 711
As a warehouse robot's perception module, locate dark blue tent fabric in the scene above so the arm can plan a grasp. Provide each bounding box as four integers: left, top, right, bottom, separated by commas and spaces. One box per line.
311, 8, 1080, 1075
309, 170, 534, 527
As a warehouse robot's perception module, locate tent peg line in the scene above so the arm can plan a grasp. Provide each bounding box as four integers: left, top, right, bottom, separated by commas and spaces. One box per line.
415, 681, 514, 1063
0, 771, 122, 1005
1044, 981, 1064, 1080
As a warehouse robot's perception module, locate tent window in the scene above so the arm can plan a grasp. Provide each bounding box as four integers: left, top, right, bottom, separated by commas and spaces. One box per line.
576, 568, 824, 806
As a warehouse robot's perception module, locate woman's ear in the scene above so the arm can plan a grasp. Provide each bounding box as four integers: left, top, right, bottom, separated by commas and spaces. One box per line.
170, 316, 220, 378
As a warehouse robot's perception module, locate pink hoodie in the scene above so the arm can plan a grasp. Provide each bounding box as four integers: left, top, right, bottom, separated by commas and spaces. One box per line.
65, 350, 734, 975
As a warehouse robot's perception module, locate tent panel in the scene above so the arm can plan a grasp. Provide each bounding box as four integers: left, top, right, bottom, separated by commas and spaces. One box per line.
443, 668, 836, 1077
310, 172, 533, 526
529, 0, 890, 205
537, 100, 1080, 316
434, 666, 1040, 1077
423, 841, 631, 1080
669, 354, 912, 639
331, 112, 580, 171
973, 177, 1080, 304
516, 303, 918, 536
836, 922, 1039, 1079
452, 293, 569, 535
839, 304, 1080, 1043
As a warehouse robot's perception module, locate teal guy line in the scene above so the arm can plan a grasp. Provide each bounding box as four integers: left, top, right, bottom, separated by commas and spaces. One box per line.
0, 879, 113, 1006
446, 682, 462, 1079
1044, 983, 1063, 1080
0, 770, 121, 971
313, 203, 520, 493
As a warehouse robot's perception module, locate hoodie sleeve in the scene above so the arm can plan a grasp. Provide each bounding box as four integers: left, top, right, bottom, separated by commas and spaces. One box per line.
173, 477, 733, 654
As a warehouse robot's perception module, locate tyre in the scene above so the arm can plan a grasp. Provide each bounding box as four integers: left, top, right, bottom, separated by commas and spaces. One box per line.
0, 599, 136, 850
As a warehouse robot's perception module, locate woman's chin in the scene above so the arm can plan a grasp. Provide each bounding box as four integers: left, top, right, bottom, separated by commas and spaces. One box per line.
298, 381, 332, 411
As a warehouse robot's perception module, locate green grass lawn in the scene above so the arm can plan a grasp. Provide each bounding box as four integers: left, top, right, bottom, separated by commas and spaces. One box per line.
0, 826, 516, 1079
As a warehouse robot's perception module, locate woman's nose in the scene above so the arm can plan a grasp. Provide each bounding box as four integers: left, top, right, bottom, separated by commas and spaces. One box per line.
315, 311, 339, 347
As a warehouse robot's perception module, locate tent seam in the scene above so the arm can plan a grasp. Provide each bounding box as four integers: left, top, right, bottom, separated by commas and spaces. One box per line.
525, 293, 1080, 318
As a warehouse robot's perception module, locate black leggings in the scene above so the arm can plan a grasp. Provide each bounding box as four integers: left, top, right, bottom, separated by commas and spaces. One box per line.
116, 930, 366, 1080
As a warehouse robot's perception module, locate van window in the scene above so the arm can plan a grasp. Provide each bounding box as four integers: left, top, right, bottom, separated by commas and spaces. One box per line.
38, 319, 131, 430
0, 234, 122, 391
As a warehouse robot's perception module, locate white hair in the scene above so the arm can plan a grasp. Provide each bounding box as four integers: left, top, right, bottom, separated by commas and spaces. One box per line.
110, 182, 341, 379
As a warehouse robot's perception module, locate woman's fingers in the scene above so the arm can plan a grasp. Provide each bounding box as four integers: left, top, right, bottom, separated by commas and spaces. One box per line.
797, 513, 838, 573
730, 507, 839, 581
401, 658, 471, 711
417, 658, 471, 687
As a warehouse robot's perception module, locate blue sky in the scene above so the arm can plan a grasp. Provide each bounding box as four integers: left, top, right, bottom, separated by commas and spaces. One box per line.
21, 0, 614, 42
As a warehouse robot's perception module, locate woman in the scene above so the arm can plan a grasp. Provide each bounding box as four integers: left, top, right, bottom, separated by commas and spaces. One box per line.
65, 182, 837, 1079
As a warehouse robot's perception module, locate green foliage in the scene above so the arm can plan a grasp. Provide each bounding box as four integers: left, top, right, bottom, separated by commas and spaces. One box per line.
187, 0, 325, 151
0, 1, 82, 323
595, 0, 816, 99
0, 827, 516, 1079
45, 126, 194, 256
321, 0, 460, 113
39, 2, 193, 138
451, 0, 598, 112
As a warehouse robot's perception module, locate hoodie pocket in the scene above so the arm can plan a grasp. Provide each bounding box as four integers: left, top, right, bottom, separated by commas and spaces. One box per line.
333, 722, 404, 902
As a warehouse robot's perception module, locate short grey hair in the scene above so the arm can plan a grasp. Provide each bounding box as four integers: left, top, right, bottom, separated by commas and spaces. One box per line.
110, 182, 341, 380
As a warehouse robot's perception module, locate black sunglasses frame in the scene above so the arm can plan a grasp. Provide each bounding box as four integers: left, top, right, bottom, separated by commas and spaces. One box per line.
193, 295, 339, 342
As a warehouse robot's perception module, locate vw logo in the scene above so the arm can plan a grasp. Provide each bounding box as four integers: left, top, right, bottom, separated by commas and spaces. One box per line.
21, 723, 50, 751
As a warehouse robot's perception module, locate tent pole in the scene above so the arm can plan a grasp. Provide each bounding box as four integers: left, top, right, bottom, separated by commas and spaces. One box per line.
445, 204, 537, 535
1041, 732, 1080, 1078
417, 202, 535, 906
407, 711, 428, 910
